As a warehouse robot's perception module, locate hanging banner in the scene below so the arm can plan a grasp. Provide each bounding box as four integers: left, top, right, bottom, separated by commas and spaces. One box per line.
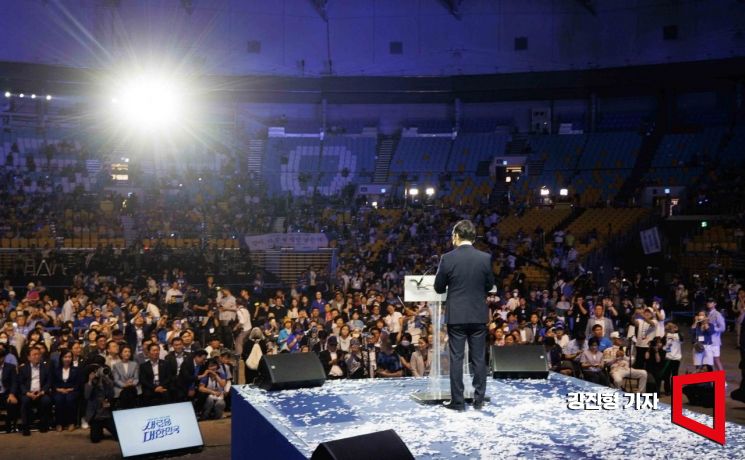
640, 227, 662, 255
244, 233, 329, 251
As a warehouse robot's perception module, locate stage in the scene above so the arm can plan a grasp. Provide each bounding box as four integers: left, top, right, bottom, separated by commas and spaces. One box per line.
231, 374, 745, 459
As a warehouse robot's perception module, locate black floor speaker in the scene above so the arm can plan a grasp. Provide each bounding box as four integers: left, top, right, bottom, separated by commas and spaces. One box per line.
490, 344, 549, 379
311, 429, 414, 460
257, 353, 326, 391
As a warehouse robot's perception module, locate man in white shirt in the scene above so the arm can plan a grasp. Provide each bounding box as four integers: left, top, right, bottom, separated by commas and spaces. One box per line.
585, 304, 614, 339
217, 288, 237, 349
627, 308, 657, 369
603, 333, 647, 392
383, 304, 402, 340
233, 301, 252, 360
165, 282, 184, 318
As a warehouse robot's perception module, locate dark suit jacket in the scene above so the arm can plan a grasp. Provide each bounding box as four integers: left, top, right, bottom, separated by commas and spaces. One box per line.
164, 352, 195, 395
125, 324, 153, 351
319, 349, 346, 376
17, 362, 52, 395
139, 359, 172, 395
52, 365, 81, 391
434, 244, 495, 324
0, 362, 17, 395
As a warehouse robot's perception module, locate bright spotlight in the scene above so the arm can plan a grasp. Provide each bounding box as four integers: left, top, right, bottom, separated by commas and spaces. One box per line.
371, 201, 378, 208
505, 176, 512, 183
3, 91, 10, 98
425, 187, 435, 196
539, 187, 550, 196
31, 94, 36, 99
559, 188, 568, 196
19, 93, 24, 98
45, 95, 52, 101
409, 188, 419, 196
111, 73, 186, 130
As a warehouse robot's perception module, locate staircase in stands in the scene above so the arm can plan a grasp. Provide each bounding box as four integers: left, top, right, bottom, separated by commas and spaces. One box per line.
373, 135, 398, 183
246, 138, 266, 187
616, 130, 663, 204
120, 215, 138, 247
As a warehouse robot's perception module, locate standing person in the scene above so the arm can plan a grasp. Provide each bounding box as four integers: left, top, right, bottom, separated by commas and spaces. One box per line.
233, 298, 252, 360
661, 323, 682, 395
691, 310, 714, 370
706, 298, 726, 371
628, 308, 657, 370
217, 288, 237, 349
734, 288, 745, 349
434, 220, 495, 411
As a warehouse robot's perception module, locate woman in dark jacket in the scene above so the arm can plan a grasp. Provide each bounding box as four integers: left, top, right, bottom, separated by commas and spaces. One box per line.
53, 349, 81, 431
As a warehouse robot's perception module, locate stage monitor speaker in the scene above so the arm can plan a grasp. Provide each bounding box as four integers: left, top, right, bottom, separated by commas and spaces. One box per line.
258, 353, 326, 391
311, 429, 414, 460
490, 344, 549, 379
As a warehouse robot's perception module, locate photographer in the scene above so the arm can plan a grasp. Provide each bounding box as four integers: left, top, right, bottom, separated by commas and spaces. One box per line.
198, 358, 227, 420
84, 362, 118, 443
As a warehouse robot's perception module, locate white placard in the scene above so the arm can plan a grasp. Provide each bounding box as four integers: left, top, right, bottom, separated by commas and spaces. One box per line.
113, 402, 204, 458
404, 275, 447, 302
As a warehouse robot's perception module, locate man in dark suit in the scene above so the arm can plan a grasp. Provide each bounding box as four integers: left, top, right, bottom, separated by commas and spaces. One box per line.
434, 220, 495, 411
17, 347, 53, 435
139, 343, 172, 406
164, 337, 193, 402
125, 315, 152, 357
0, 349, 19, 433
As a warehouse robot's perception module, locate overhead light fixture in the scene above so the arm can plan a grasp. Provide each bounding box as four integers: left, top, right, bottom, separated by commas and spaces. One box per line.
559, 188, 568, 196
425, 187, 435, 196
19, 93, 24, 98
3, 91, 10, 98
540, 187, 550, 196
505, 176, 512, 183
46, 95, 52, 101
31, 94, 37, 99
409, 188, 419, 196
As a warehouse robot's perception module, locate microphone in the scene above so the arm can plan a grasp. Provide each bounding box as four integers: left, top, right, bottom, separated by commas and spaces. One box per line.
418, 266, 434, 285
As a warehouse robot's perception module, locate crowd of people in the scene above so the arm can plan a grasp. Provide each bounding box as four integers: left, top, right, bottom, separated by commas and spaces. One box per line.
0, 240, 743, 441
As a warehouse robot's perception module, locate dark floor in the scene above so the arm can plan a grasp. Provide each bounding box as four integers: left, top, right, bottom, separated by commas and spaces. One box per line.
1, 331, 742, 459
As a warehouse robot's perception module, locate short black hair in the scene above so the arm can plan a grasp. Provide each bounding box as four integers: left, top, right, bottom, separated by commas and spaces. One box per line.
588, 337, 599, 347
452, 220, 476, 242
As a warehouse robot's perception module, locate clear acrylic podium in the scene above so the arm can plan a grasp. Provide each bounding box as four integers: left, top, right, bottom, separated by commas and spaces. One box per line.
404, 275, 481, 404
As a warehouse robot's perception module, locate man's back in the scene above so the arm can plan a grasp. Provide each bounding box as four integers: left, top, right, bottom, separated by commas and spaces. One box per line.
434, 244, 494, 324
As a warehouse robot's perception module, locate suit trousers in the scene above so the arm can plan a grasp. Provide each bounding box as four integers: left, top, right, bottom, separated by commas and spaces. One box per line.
447, 323, 488, 406
21, 394, 52, 428
53, 391, 78, 426
0, 392, 19, 429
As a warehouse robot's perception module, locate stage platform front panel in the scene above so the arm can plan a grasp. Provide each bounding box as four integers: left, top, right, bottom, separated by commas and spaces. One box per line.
231, 375, 745, 459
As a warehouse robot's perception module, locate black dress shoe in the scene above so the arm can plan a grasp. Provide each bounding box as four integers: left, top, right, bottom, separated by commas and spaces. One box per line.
39, 426, 48, 433
443, 400, 466, 412
22, 428, 30, 436
472, 400, 485, 410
